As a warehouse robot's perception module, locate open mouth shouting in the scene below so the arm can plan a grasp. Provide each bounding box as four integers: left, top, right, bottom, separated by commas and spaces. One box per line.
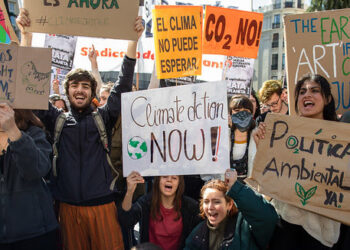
303, 100, 314, 109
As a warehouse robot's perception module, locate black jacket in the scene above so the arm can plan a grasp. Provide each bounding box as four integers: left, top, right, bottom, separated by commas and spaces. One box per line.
118, 193, 202, 249
35, 56, 136, 204
0, 126, 58, 243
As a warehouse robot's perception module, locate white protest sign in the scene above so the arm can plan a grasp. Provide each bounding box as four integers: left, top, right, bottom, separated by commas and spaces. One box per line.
223, 56, 255, 96
122, 81, 230, 177
44, 34, 78, 70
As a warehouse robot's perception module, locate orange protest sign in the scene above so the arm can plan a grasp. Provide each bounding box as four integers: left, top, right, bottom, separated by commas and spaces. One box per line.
203, 6, 263, 59
153, 6, 202, 79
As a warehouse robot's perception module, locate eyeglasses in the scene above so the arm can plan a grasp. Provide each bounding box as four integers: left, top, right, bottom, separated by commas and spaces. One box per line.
265, 97, 280, 108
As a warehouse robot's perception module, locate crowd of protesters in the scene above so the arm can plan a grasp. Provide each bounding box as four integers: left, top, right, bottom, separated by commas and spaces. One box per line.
0, 6, 349, 250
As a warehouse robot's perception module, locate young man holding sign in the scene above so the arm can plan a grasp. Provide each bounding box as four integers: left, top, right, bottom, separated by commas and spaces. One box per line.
16, 9, 144, 250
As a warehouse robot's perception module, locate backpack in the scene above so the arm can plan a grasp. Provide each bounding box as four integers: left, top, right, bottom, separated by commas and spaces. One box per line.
52, 111, 119, 190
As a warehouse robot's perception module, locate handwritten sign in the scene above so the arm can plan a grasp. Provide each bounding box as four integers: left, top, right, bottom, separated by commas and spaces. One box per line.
222, 56, 255, 96
23, 0, 139, 41
121, 81, 229, 177
153, 6, 202, 79
44, 34, 77, 70
246, 114, 350, 224
0, 44, 51, 109
203, 6, 263, 59
0, 1, 18, 44
284, 9, 350, 115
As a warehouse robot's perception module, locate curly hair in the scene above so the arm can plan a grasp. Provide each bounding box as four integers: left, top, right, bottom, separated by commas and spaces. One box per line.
258, 80, 282, 104
294, 74, 337, 121
63, 68, 97, 99
199, 179, 238, 219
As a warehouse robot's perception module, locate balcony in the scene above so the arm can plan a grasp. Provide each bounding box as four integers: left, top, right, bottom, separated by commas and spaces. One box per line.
272, 23, 281, 29
285, 1, 294, 8
272, 41, 279, 48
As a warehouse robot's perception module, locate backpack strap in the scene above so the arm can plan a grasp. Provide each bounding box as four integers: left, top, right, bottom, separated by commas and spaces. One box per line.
92, 111, 120, 190
52, 112, 68, 177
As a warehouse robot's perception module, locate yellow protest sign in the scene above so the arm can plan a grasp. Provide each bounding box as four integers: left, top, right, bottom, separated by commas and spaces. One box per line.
153, 6, 202, 79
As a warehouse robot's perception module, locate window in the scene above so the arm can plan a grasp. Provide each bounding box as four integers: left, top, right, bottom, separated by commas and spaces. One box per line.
272, 33, 279, 48
282, 53, 285, 70
285, 1, 294, 8
273, 14, 280, 29
297, 0, 304, 8
274, 0, 281, 9
9, 3, 15, 13
271, 54, 278, 70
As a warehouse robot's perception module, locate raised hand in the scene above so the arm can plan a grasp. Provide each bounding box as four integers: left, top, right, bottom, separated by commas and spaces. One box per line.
252, 122, 266, 146
88, 44, 98, 69
16, 8, 31, 33
126, 171, 144, 194
225, 169, 237, 190
0, 103, 21, 141
134, 16, 145, 40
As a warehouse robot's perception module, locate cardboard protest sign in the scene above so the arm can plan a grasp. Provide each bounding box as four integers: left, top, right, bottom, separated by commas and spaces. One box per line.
203, 6, 263, 59
222, 56, 255, 96
0, 1, 19, 44
0, 44, 51, 109
122, 81, 230, 177
23, 0, 139, 41
246, 114, 350, 224
284, 9, 350, 115
152, 6, 202, 79
44, 34, 77, 70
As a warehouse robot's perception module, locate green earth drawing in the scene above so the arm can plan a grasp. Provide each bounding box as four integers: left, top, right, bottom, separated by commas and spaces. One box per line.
127, 136, 147, 160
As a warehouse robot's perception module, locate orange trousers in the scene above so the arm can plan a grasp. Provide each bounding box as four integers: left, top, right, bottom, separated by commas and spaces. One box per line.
59, 202, 124, 250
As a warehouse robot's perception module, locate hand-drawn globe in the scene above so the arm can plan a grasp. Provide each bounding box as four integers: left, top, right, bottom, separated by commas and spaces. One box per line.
127, 136, 147, 160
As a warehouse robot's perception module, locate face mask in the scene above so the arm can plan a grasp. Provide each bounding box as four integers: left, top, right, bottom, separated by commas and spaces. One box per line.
231, 111, 253, 132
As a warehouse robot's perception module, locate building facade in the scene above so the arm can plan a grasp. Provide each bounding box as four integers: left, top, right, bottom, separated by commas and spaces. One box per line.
252, 0, 307, 91
7, 0, 20, 39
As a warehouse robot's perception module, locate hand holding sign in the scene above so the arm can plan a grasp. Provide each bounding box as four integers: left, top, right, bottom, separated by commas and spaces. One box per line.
126, 171, 145, 194
15, 8, 31, 34
247, 114, 350, 225
252, 122, 266, 146
134, 16, 145, 40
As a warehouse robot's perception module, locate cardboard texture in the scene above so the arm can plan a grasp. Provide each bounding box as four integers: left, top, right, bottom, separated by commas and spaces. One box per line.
284, 9, 350, 115
23, 0, 138, 41
246, 113, 350, 225
121, 81, 229, 177
153, 5, 202, 79
0, 43, 51, 109
0, 0, 19, 44
203, 6, 263, 58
